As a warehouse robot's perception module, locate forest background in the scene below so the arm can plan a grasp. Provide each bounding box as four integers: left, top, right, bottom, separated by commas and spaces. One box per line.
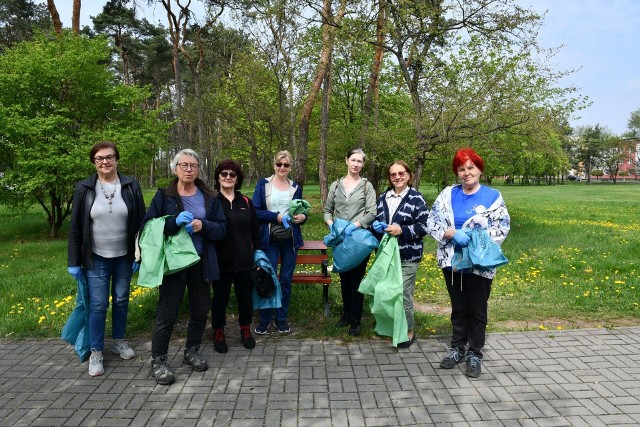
3, 0, 640, 238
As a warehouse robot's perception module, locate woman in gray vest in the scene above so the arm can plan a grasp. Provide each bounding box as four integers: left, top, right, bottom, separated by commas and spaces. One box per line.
67, 141, 145, 377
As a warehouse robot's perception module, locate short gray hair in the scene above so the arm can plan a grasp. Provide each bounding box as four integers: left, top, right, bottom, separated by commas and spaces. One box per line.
170, 149, 200, 173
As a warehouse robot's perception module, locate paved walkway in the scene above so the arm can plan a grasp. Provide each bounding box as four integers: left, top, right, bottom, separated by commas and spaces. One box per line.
1, 327, 640, 426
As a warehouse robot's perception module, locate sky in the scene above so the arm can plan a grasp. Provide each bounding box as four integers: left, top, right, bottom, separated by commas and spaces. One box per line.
46, 0, 640, 135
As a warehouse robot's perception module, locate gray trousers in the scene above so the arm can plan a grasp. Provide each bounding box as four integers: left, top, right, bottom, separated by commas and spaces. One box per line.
401, 261, 420, 330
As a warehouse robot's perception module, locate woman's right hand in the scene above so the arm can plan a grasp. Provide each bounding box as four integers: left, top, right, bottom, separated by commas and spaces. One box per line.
176, 211, 194, 226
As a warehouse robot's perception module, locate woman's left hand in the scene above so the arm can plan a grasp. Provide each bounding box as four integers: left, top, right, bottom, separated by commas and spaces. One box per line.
190, 219, 203, 233
292, 214, 306, 224
386, 224, 402, 236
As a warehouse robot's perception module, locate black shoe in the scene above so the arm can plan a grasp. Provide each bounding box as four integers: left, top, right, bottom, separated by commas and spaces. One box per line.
150, 355, 175, 385
335, 316, 350, 328
348, 324, 361, 336
397, 334, 416, 349
183, 346, 208, 372
464, 351, 482, 378
213, 328, 228, 353
240, 326, 256, 349
276, 320, 291, 333
439, 347, 464, 369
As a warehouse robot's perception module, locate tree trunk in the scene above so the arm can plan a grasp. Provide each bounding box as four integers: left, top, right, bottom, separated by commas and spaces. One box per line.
72, 0, 81, 35
319, 51, 333, 205
46, 0, 63, 34
294, 0, 347, 187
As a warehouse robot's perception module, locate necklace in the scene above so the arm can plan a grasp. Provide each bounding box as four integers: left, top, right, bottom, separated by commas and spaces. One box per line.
99, 178, 119, 213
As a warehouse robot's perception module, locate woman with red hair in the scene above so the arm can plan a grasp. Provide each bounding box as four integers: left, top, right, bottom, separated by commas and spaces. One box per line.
426, 148, 510, 378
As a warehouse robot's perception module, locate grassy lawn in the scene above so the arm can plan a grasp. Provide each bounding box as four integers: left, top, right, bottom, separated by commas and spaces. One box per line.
1, 181, 639, 341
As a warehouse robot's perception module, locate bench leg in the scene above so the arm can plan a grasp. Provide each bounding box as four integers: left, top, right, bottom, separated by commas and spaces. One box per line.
323, 284, 330, 317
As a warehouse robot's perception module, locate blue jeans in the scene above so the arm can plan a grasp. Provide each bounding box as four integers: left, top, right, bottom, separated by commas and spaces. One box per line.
85, 254, 132, 351
259, 239, 297, 325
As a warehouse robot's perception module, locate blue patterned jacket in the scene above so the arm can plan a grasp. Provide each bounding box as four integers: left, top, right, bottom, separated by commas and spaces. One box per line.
374, 187, 430, 262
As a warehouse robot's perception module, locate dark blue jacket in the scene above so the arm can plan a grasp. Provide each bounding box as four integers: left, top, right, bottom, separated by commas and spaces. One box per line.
374, 187, 429, 263
141, 177, 226, 281
252, 176, 305, 249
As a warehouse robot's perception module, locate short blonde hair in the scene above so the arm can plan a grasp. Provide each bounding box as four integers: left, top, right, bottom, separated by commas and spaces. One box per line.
273, 150, 292, 164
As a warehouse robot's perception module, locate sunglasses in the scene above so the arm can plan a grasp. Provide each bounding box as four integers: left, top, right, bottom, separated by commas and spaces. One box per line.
390, 171, 407, 178
275, 162, 291, 168
220, 171, 237, 178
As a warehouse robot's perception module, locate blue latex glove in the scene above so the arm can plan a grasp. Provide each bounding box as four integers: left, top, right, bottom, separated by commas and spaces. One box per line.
176, 211, 194, 226
372, 221, 388, 233
343, 223, 357, 236
132, 262, 140, 273
452, 229, 470, 247
282, 214, 291, 229
185, 223, 194, 235
67, 266, 82, 280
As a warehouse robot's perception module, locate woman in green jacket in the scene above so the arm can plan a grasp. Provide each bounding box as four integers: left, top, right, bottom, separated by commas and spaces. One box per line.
323, 148, 377, 336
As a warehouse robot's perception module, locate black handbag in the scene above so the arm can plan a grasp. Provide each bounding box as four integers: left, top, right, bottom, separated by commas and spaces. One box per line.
270, 223, 292, 240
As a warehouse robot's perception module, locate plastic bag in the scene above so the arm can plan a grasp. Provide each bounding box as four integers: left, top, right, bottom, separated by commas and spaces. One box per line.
359, 234, 408, 347
61, 272, 91, 361
164, 227, 201, 274
332, 228, 379, 273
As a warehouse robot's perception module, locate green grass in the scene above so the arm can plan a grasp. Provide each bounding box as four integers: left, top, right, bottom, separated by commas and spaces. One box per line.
1, 181, 639, 341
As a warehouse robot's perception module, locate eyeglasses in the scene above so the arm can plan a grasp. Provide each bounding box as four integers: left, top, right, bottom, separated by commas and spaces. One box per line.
390, 171, 407, 178
275, 162, 291, 168
220, 171, 237, 178
177, 163, 199, 171
94, 155, 116, 163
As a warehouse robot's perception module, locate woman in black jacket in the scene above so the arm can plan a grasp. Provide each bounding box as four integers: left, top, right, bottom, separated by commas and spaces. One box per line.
211, 160, 261, 353
67, 141, 145, 377
141, 148, 226, 385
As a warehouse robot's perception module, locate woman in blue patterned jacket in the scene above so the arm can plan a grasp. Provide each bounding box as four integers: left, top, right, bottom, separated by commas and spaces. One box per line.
373, 160, 429, 348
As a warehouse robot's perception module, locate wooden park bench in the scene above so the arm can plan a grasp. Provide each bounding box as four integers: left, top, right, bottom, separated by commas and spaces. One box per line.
289, 240, 332, 316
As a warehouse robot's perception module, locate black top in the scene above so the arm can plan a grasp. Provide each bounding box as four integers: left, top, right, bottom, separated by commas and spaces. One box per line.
215, 191, 261, 273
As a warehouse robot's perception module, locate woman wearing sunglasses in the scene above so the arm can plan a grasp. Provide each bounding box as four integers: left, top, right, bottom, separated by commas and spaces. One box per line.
210, 160, 261, 353
372, 160, 429, 348
252, 150, 306, 334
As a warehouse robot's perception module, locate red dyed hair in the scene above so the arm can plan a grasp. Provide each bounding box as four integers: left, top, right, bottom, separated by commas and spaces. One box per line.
452, 148, 484, 173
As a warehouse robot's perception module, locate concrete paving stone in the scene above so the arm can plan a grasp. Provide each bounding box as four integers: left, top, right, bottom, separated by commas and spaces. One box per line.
566, 415, 609, 427
532, 416, 573, 426
330, 408, 349, 426
555, 404, 597, 417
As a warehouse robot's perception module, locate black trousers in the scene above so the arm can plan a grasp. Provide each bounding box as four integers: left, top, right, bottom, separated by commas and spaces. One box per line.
443, 269, 492, 358
338, 255, 370, 326
151, 261, 210, 357
211, 270, 253, 329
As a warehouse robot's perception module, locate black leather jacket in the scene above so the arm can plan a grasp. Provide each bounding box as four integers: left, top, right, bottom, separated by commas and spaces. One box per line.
67, 173, 145, 268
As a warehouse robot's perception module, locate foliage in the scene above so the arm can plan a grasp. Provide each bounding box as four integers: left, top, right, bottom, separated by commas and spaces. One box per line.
0, 32, 168, 236
0, 0, 51, 50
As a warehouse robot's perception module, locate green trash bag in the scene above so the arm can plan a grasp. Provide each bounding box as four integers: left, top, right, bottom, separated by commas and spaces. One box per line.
359, 234, 408, 347
138, 216, 200, 287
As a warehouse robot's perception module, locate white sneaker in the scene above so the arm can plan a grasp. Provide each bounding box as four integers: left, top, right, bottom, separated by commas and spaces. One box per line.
89, 351, 104, 376
111, 339, 136, 360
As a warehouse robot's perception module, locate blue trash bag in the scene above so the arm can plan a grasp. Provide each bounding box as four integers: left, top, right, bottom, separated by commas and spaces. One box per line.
323, 218, 349, 247
467, 229, 508, 270
451, 229, 508, 272
61, 272, 91, 362
332, 228, 379, 273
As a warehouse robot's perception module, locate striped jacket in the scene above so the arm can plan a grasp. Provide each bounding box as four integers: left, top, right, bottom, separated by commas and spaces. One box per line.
374, 187, 430, 262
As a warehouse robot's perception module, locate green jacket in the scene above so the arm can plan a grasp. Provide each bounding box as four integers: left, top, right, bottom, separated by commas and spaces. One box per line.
359, 234, 408, 346
323, 177, 376, 228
